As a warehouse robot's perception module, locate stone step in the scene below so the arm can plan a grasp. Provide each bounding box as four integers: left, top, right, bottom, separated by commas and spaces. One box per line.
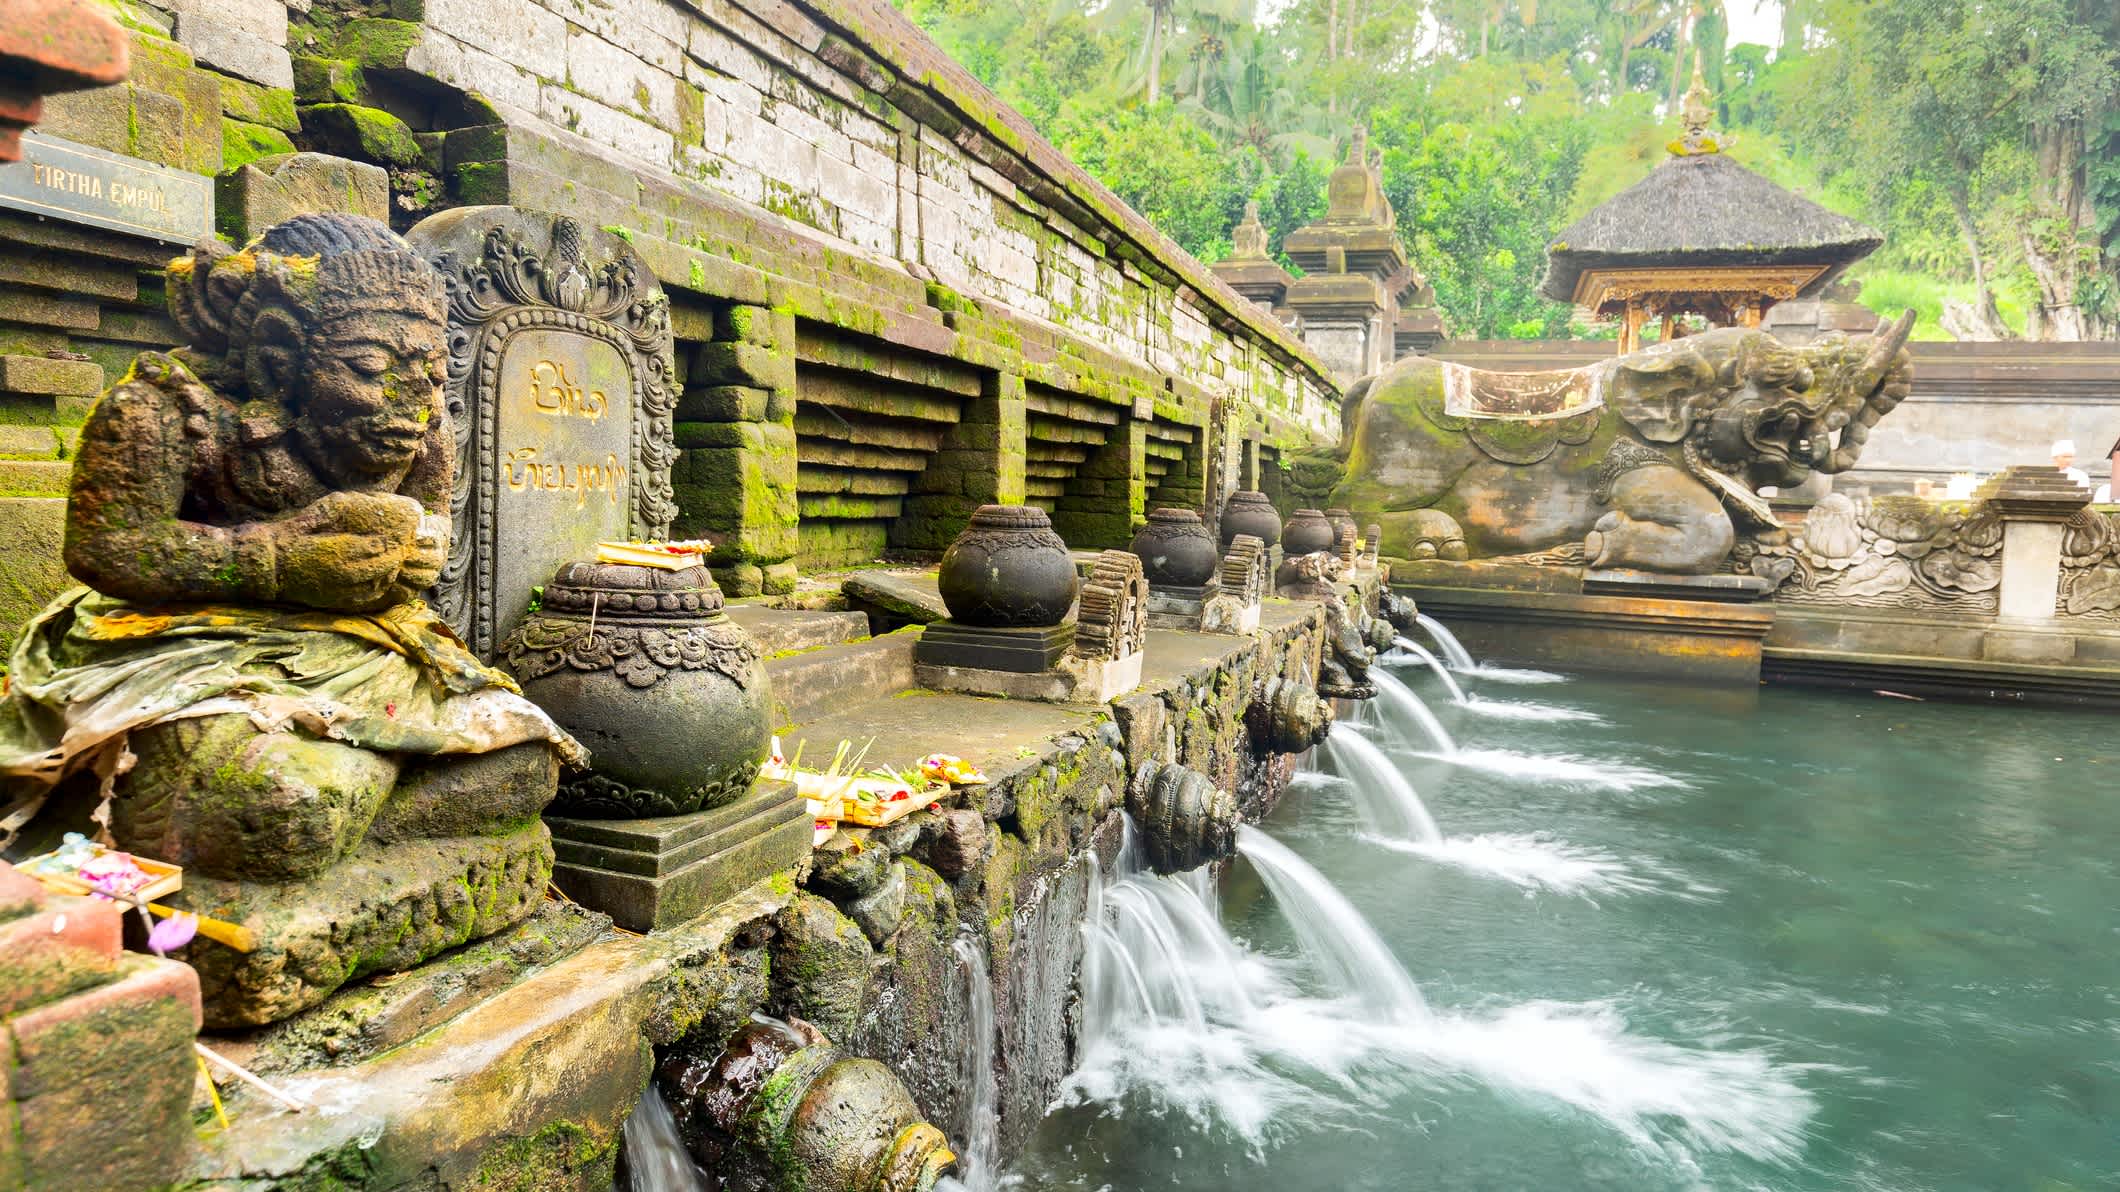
0, 459, 73, 496
0, 354, 104, 398
724, 603, 868, 656
764, 629, 919, 728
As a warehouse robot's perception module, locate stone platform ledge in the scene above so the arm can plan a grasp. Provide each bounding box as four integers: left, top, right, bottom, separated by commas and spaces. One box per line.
1400, 583, 1775, 685
184, 881, 791, 1190
1765, 606, 2120, 706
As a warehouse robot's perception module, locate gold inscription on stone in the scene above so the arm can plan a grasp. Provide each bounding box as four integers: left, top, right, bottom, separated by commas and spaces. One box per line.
525, 358, 608, 421
502, 447, 629, 509
28, 162, 175, 214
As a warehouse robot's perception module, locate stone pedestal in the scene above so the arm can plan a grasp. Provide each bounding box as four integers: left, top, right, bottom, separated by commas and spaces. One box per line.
0, 863, 201, 1190
1145, 584, 1207, 629
913, 620, 1075, 673
1976, 466, 2091, 623
547, 781, 809, 933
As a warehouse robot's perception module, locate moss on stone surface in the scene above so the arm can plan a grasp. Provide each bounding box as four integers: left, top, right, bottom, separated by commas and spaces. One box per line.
303, 103, 426, 169
468, 1119, 621, 1192
223, 119, 297, 172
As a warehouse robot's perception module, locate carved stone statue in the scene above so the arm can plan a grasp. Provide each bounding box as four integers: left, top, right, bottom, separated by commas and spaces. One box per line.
1311, 312, 1915, 574
0, 214, 578, 1027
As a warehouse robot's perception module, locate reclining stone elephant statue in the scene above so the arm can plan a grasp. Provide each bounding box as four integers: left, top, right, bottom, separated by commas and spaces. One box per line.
1312, 312, 1915, 574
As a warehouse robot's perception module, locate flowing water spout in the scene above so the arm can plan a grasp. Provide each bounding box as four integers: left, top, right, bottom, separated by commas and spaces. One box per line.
1391, 639, 1467, 703
1415, 614, 1475, 671
1321, 727, 1443, 843
949, 936, 999, 1192
1364, 672, 1458, 756
623, 1085, 707, 1192
1234, 827, 1428, 1022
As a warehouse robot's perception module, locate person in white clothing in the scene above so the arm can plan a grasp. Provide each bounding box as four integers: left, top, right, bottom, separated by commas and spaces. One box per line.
2052, 440, 2090, 488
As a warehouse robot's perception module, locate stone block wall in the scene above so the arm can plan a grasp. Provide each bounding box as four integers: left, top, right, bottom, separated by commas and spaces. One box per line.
371, 0, 1339, 570
0, 0, 1341, 634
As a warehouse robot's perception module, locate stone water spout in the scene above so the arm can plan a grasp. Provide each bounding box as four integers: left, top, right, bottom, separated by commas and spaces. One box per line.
1245, 677, 1334, 755
1127, 760, 1238, 874
659, 1016, 956, 1192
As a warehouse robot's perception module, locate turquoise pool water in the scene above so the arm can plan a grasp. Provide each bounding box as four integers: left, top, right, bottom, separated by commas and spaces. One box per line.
1013, 663, 2120, 1190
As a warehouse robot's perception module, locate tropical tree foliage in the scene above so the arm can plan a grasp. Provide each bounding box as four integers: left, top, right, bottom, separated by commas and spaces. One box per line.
897, 0, 2119, 340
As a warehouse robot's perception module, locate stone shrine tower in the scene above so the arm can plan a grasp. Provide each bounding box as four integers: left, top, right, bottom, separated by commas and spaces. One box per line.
1209, 201, 1296, 324
1281, 129, 1429, 381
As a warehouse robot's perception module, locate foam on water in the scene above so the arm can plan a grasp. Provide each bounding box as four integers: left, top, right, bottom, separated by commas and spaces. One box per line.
1368, 831, 1660, 898
1439, 747, 1692, 793
1459, 664, 1570, 685
1061, 824, 1815, 1172
1459, 695, 1605, 723
1398, 1000, 1819, 1166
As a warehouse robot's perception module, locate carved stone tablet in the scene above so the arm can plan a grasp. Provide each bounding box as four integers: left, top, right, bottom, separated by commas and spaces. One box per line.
406, 207, 677, 655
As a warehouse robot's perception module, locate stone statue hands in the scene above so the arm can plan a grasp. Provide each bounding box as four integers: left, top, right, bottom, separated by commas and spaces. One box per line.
270, 491, 444, 611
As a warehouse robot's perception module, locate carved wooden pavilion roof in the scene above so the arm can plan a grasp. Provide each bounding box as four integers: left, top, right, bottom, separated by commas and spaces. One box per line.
1540, 152, 1882, 311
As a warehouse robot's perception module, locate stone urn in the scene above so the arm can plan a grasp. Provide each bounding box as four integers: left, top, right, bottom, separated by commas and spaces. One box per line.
1219, 490, 1282, 549
1129, 508, 1219, 589
1325, 507, 1358, 547
1282, 508, 1336, 556
502, 560, 770, 818
936, 504, 1078, 627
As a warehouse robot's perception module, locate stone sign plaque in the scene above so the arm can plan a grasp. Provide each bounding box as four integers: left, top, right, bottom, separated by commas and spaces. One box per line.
407, 207, 677, 657
0, 131, 212, 243
490, 329, 637, 643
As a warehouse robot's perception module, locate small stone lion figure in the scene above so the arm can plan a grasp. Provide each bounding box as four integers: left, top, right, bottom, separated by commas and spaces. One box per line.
0, 214, 580, 1027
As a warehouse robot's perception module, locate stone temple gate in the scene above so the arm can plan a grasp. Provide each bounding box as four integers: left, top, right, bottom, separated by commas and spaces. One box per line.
0, 0, 1340, 633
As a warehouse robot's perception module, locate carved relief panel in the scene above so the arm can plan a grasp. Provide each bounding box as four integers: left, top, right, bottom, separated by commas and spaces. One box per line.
405, 208, 677, 656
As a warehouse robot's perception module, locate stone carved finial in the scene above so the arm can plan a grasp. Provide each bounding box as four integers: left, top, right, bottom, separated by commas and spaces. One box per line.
1232, 200, 1271, 261
1201, 533, 1266, 635
1674, 50, 1720, 156
1220, 534, 1267, 604
1072, 550, 1148, 662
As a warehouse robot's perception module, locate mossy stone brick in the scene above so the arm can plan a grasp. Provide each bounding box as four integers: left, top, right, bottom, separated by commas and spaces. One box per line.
223, 119, 297, 172
693, 341, 794, 392
36, 82, 130, 155
711, 562, 764, 597
762, 560, 798, 595
219, 75, 299, 132
672, 421, 797, 561
677, 384, 771, 423
292, 55, 362, 104
0, 356, 104, 398
304, 102, 427, 169
0, 426, 61, 459
340, 17, 421, 69
0, 459, 74, 497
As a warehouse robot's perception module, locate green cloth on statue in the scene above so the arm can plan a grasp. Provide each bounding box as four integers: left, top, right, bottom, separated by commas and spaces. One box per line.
0, 588, 584, 787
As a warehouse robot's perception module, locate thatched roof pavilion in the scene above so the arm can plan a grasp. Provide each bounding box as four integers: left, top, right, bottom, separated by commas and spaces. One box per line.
1541, 65, 1882, 352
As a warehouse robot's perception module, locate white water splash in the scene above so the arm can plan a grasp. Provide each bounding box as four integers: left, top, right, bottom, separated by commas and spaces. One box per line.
1440, 748, 1691, 794
1061, 824, 1816, 1171
1366, 671, 1458, 755
950, 935, 1000, 1191
1458, 663, 1569, 685
1414, 614, 1476, 670
623, 1085, 707, 1192
1368, 832, 1659, 898
1390, 639, 1467, 703
1459, 695, 1605, 724
1401, 1000, 1819, 1166
1320, 728, 1443, 843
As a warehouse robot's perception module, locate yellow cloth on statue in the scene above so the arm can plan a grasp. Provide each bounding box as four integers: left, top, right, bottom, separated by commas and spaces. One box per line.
0, 588, 583, 787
